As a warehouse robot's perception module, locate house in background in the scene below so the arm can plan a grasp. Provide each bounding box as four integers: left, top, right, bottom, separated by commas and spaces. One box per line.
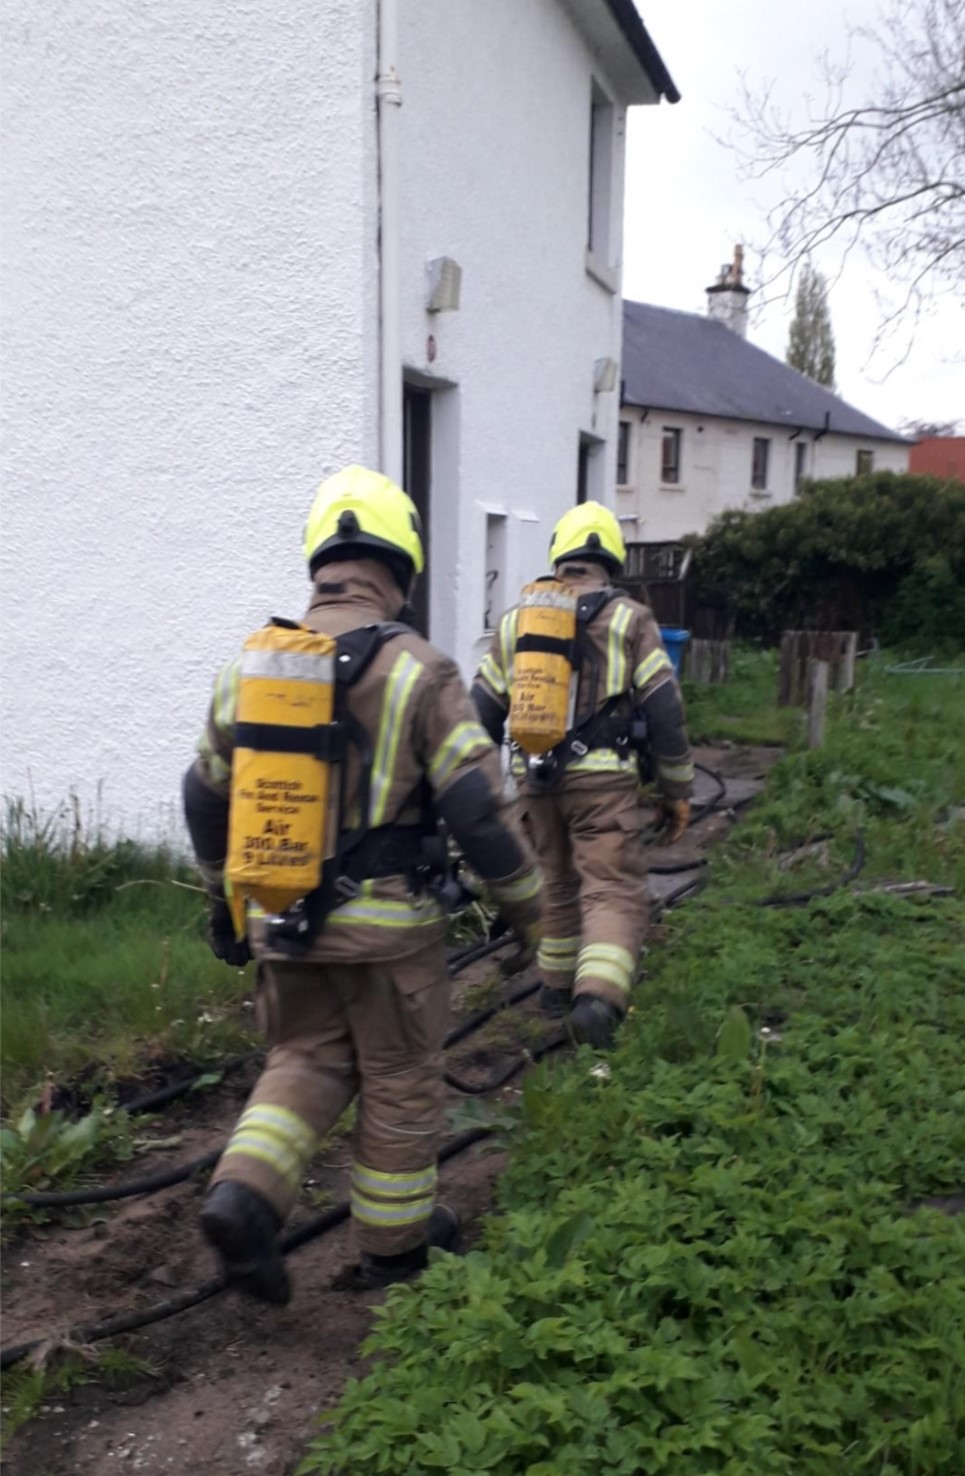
616, 249, 909, 543
1, 0, 677, 836
908, 436, 965, 481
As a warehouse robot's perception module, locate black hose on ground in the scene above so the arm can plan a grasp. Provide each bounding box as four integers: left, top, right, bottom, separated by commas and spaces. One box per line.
120, 1051, 261, 1116
443, 981, 540, 1050
757, 832, 865, 908
0, 1126, 504, 1371
2, 1150, 223, 1210
448, 934, 515, 976
650, 873, 709, 922
690, 763, 727, 822
444, 1031, 567, 1096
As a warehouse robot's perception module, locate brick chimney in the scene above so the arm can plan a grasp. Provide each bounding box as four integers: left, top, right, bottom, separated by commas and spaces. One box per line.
706, 245, 750, 338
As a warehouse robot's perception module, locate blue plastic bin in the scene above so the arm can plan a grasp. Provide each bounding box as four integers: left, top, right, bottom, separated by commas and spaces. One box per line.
659, 626, 690, 677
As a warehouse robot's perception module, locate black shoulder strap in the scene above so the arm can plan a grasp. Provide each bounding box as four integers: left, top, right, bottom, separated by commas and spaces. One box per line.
335, 622, 411, 688
575, 588, 618, 627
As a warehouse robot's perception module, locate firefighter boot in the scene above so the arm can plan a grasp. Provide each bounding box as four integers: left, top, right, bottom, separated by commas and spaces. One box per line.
567, 994, 623, 1050
200, 1180, 291, 1305
334, 1205, 461, 1292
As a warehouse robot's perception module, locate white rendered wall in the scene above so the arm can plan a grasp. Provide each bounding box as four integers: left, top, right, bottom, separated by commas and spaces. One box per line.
1, 1, 378, 837
617, 411, 910, 542
396, 0, 631, 680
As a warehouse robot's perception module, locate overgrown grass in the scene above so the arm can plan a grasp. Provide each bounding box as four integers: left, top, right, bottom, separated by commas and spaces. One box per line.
300, 659, 965, 1476
0, 798, 254, 1112
682, 645, 796, 745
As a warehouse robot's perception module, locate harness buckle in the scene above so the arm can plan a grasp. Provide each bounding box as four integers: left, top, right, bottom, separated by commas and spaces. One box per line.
335, 875, 362, 902
570, 739, 589, 757
527, 752, 559, 784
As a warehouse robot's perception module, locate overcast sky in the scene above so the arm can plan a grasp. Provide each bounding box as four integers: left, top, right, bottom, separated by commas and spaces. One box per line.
623, 0, 964, 434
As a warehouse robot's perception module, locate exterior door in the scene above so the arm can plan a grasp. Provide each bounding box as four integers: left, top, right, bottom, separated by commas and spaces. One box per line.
403, 384, 432, 637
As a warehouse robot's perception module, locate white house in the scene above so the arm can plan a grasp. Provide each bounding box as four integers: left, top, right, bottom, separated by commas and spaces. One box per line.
1, 0, 677, 836
616, 250, 910, 543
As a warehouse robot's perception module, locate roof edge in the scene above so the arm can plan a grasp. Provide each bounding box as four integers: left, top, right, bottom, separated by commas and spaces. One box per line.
618, 397, 910, 445
602, 0, 680, 103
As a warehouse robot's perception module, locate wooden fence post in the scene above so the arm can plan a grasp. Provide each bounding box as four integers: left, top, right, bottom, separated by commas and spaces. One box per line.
807, 659, 829, 749
683, 639, 730, 685
779, 630, 859, 706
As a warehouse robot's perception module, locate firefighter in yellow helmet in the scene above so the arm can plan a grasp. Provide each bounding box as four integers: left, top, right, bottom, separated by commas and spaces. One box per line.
471, 501, 693, 1050
183, 466, 541, 1302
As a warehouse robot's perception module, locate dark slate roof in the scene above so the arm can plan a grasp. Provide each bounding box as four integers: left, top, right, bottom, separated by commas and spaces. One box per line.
603, 1, 680, 103
622, 300, 907, 442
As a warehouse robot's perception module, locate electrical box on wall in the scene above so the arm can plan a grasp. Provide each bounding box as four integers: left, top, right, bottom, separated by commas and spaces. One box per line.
426, 257, 463, 314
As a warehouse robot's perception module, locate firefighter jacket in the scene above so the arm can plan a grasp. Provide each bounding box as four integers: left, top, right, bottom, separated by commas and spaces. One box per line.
183, 560, 541, 962
472, 563, 694, 799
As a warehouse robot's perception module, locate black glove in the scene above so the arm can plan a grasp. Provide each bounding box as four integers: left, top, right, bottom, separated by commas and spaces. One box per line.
208, 896, 252, 967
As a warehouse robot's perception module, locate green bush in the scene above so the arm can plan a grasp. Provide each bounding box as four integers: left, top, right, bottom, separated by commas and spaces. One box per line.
688, 472, 965, 649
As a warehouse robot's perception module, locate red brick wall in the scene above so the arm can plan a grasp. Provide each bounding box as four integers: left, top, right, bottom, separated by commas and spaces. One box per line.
908, 438, 965, 480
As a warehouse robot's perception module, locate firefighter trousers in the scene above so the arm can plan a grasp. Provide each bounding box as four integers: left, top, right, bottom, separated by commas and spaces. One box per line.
525, 778, 648, 1014
211, 940, 449, 1256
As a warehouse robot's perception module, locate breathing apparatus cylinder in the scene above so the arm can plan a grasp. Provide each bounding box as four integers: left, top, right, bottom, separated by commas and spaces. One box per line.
226, 625, 338, 937
508, 578, 577, 756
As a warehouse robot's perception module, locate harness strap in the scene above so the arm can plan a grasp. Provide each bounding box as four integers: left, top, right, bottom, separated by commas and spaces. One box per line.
234, 721, 348, 760
515, 632, 576, 661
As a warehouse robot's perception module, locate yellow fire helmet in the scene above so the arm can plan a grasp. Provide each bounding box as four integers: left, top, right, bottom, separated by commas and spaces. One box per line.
303, 465, 425, 588
549, 501, 626, 574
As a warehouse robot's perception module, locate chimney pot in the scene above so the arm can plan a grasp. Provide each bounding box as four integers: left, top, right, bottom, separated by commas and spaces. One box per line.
706, 244, 750, 337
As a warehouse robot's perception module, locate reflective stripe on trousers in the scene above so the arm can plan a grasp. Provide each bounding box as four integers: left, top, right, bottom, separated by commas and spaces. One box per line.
219, 1103, 317, 1193
350, 1161, 437, 1229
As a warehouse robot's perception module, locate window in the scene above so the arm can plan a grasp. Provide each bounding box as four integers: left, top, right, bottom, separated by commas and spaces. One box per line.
794, 440, 807, 492
856, 448, 874, 475
587, 82, 614, 263
577, 433, 604, 504
661, 427, 682, 485
484, 514, 507, 631
617, 421, 631, 485
751, 437, 770, 490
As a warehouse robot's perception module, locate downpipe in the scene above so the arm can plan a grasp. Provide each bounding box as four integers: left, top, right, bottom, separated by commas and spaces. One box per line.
377, 0, 403, 483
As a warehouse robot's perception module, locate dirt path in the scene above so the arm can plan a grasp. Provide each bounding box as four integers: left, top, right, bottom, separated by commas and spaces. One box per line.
2, 745, 777, 1475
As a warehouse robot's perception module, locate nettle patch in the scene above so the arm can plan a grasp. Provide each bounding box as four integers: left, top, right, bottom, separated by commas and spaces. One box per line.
301, 668, 965, 1476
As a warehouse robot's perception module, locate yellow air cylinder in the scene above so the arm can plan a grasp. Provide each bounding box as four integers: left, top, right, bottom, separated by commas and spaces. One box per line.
508, 578, 577, 756
226, 624, 337, 936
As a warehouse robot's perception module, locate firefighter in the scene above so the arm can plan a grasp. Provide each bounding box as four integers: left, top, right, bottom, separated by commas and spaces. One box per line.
471, 501, 693, 1051
183, 466, 541, 1303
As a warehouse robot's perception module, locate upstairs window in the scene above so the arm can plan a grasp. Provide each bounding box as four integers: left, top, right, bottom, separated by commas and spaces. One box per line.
856, 448, 874, 475
587, 82, 614, 264
661, 427, 682, 485
617, 421, 631, 485
751, 437, 770, 490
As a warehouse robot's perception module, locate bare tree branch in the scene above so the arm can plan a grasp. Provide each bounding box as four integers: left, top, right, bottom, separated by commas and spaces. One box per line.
724, 0, 965, 351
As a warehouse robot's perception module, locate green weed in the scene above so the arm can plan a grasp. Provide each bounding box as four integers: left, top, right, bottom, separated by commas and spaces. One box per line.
1, 1347, 158, 1444
0, 1104, 136, 1218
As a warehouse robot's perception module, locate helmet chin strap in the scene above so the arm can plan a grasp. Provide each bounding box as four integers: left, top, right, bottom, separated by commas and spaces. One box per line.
397, 575, 417, 625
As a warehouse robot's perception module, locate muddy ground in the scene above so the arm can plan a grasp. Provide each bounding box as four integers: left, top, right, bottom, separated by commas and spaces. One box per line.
1, 745, 778, 1475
